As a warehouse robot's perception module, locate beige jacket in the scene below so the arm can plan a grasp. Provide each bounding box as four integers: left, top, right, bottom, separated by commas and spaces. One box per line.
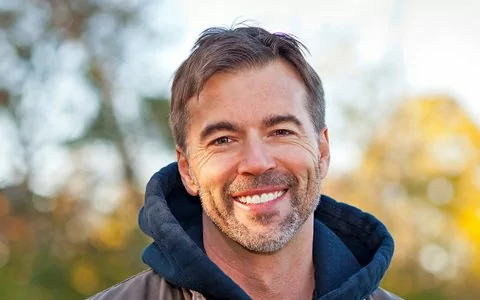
89, 269, 401, 300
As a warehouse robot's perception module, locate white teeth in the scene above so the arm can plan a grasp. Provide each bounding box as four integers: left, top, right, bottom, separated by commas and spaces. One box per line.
236, 190, 285, 204
260, 194, 268, 202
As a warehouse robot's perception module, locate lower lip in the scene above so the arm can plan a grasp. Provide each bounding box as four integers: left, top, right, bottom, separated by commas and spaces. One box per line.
233, 190, 288, 213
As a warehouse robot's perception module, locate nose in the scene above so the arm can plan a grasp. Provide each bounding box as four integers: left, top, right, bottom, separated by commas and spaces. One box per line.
237, 135, 276, 176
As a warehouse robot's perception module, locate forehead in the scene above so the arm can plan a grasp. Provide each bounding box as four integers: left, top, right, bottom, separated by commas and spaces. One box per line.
188, 60, 309, 124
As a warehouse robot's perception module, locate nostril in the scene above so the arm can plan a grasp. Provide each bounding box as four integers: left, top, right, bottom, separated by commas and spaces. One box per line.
238, 153, 276, 174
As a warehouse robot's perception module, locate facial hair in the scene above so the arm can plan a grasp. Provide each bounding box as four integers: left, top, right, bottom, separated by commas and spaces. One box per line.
194, 157, 323, 254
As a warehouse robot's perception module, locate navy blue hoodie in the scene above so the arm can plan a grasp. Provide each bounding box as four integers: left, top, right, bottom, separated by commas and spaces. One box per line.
138, 163, 394, 299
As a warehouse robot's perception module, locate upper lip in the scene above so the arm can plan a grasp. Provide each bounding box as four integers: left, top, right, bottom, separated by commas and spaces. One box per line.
232, 187, 288, 198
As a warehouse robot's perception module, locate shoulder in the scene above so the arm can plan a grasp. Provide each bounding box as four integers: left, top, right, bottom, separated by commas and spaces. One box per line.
368, 288, 403, 300
88, 269, 191, 300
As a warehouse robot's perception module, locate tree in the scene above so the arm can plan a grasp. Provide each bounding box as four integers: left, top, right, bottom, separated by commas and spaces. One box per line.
324, 95, 480, 299
0, 1, 176, 298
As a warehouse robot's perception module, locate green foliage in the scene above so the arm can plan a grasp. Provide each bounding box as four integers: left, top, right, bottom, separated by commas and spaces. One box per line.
0, 0, 173, 298
144, 97, 174, 148
1, 0, 478, 299
0, 89, 9, 107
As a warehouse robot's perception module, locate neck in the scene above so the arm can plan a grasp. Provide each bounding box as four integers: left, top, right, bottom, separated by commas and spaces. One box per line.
203, 214, 315, 300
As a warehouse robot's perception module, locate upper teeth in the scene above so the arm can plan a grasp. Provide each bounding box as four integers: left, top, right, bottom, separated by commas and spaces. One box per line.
236, 191, 285, 204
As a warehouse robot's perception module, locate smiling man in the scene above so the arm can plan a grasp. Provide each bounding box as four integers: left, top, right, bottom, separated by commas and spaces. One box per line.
90, 26, 399, 300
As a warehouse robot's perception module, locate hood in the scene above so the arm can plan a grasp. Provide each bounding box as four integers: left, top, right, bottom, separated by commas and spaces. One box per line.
138, 162, 394, 300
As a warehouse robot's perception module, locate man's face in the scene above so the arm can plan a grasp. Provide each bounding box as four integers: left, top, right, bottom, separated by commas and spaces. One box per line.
177, 59, 330, 253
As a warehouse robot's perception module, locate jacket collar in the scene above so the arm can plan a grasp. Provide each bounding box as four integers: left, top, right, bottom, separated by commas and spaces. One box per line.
139, 162, 394, 299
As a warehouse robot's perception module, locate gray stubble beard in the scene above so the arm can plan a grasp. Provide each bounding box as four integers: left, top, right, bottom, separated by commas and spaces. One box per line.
195, 159, 322, 254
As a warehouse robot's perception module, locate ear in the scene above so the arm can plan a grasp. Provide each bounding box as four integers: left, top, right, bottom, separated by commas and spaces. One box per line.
318, 127, 330, 179
176, 146, 199, 196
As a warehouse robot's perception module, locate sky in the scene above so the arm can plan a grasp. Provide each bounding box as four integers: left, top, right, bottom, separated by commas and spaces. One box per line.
2, 0, 480, 192
161, 0, 480, 173
169, 0, 480, 122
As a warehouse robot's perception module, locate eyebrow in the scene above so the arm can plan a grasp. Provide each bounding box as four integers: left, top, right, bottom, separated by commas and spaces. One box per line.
262, 114, 303, 129
199, 114, 304, 142
200, 121, 239, 142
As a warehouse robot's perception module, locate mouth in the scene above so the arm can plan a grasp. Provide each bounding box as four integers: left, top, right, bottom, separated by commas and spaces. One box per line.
234, 189, 287, 205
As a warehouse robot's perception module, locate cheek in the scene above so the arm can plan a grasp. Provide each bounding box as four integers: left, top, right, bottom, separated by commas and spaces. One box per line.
272, 142, 319, 172
194, 152, 239, 194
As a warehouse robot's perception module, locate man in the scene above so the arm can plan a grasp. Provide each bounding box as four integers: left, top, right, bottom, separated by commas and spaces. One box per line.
90, 25, 399, 299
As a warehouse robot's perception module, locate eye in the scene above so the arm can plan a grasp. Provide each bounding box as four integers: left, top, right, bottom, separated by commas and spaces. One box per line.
272, 129, 294, 136
212, 136, 232, 145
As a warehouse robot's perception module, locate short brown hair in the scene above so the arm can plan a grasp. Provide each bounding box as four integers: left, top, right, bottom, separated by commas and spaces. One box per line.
170, 25, 325, 151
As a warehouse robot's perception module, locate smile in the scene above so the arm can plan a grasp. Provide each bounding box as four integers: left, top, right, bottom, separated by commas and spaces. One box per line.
235, 190, 286, 204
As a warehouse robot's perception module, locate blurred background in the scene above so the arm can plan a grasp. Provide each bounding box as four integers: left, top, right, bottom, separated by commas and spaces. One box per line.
0, 0, 479, 299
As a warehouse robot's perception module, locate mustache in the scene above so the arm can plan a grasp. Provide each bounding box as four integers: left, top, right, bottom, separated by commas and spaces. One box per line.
226, 171, 297, 195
